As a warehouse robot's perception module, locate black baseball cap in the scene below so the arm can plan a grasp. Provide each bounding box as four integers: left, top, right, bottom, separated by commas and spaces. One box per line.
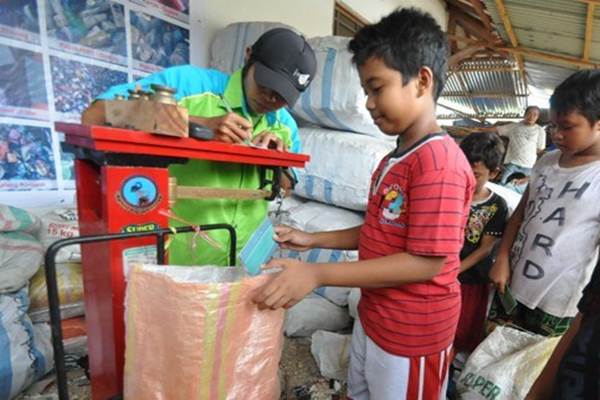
251, 28, 317, 107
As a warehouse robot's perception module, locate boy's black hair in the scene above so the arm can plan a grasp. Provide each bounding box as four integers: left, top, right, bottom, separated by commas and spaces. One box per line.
550, 70, 600, 125
459, 131, 505, 171
348, 8, 448, 100
525, 105, 540, 114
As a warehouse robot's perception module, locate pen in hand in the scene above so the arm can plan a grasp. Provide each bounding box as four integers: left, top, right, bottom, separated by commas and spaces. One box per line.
219, 95, 254, 145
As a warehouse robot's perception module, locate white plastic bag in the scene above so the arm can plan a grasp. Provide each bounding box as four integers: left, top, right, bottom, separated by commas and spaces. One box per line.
284, 294, 352, 337
311, 330, 351, 382
209, 21, 296, 74
0, 288, 54, 400
347, 288, 361, 319
295, 128, 394, 211
290, 36, 389, 138
456, 326, 560, 400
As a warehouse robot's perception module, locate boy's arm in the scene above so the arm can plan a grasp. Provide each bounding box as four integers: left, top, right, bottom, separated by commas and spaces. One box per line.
255, 252, 444, 309
460, 234, 498, 273
489, 187, 528, 293
526, 312, 583, 400
274, 225, 361, 251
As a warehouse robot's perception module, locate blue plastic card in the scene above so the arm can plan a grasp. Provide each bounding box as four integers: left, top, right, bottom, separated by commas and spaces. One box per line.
239, 218, 278, 276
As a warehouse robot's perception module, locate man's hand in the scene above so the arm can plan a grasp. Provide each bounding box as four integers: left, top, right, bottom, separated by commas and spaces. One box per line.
192, 113, 251, 144
273, 225, 316, 252
253, 258, 321, 310
489, 254, 511, 294
252, 131, 285, 151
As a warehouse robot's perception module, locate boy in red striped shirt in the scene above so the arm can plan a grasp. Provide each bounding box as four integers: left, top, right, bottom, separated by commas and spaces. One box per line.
254, 8, 474, 399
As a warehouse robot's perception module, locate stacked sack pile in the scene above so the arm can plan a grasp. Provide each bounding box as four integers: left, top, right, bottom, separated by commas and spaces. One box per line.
211, 23, 397, 382
0, 205, 84, 399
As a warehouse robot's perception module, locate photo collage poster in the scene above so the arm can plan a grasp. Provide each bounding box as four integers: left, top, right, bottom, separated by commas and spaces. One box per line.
0, 0, 190, 204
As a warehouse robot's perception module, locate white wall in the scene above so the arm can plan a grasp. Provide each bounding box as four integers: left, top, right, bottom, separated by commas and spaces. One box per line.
342, 0, 447, 28
190, 0, 448, 67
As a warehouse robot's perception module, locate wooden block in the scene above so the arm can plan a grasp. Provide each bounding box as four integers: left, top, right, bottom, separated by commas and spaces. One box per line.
81, 100, 189, 138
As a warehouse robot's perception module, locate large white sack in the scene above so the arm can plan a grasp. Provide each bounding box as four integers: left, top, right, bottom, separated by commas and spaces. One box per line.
311, 330, 351, 382
0, 232, 44, 294
456, 326, 560, 400
284, 294, 352, 337
0, 288, 54, 400
295, 128, 395, 211
209, 21, 296, 74
290, 36, 389, 138
0, 205, 40, 234
347, 288, 361, 319
37, 209, 80, 263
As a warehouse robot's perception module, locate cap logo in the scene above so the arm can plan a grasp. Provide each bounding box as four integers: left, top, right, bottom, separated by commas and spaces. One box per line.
293, 69, 311, 87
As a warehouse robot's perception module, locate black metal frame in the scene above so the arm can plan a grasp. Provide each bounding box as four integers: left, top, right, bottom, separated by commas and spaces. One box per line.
44, 224, 236, 400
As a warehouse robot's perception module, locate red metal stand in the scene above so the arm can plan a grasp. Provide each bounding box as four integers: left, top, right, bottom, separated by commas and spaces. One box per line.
55, 123, 309, 399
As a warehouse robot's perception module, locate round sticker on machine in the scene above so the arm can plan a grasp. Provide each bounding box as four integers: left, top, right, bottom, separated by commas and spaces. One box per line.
117, 176, 160, 213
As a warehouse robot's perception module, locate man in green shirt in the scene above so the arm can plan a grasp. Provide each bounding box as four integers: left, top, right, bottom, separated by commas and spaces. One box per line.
99, 28, 316, 265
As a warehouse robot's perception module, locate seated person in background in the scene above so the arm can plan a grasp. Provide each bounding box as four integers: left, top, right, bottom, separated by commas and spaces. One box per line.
455, 131, 508, 353
489, 69, 600, 338
503, 171, 528, 194
97, 28, 317, 266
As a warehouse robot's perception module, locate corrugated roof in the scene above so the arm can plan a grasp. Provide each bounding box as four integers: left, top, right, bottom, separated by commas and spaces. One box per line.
438, 58, 527, 119
481, 0, 588, 90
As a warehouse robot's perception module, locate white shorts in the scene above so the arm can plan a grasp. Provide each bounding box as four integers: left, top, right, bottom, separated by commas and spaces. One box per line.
347, 318, 452, 400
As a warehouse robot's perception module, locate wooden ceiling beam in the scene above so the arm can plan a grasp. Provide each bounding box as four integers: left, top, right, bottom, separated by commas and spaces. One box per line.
497, 46, 600, 69
583, 2, 595, 61
468, 0, 494, 33
494, 0, 527, 87
450, 5, 499, 44
441, 92, 528, 98
449, 45, 488, 67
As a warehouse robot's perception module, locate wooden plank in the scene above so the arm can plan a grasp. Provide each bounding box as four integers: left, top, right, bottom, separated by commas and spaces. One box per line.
174, 186, 271, 200
584, 2, 596, 61
451, 6, 499, 44
82, 100, 188, 138
441, 92, 528, 98
449, 45, 486, 67
468, 0, 494, 33
497, 46, 600, 69
494, 0, 527, 87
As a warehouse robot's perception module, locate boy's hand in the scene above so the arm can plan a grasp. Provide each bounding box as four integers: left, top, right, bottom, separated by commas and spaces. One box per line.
201, 113, 252, 144
253, 259, 321, 310
489, 255, 511, 294
251, 131, 285, 151
274, 226, 315, 252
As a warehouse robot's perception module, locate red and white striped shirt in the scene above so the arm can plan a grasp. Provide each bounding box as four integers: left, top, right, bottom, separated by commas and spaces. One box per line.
358, 133, 475, 357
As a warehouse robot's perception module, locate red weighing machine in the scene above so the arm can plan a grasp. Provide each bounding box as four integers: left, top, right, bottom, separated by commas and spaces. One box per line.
53, 122, 309, 400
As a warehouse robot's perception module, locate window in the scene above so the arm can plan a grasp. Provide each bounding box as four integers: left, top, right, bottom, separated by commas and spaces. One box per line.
333, 2, 368, 37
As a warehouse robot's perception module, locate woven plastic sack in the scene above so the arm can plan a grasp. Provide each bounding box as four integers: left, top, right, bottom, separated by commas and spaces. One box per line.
456, 326, 560, 400
0, 288, 53, 400
294, 128, 394, 211
124, 264, 285, 400
0, 205, 40, 233
0, 231, 44, 293
28, 262, 84, 322
290, 36, 391, 138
